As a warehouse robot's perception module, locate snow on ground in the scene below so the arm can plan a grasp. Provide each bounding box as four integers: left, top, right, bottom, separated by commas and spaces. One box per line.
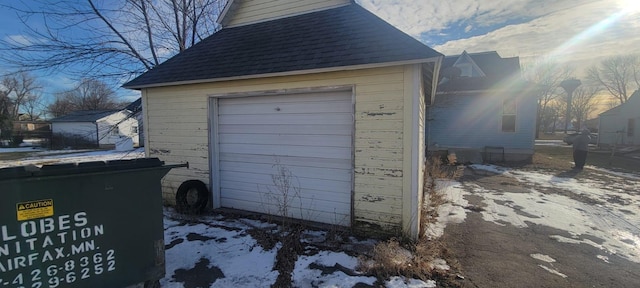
4, 148, 639, 286
162, 209, 437, 288
465, 164, 640, 264
1, 148, 446, 287
0, 147, 145, 168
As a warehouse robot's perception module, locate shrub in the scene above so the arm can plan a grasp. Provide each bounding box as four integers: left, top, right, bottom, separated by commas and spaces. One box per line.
51, 133, 98, 149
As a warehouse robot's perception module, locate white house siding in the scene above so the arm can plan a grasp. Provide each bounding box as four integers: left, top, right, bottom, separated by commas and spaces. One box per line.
96, 111, 140, 147
226, 0, 350, 27
52, 122, 98, 142
598, 113, 624, 146
143, 65, 423, 232
428, 91, 536, 161
598, 95, 640, 146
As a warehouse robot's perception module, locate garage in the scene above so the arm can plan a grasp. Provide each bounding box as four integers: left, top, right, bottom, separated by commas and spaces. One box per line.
214, 90, 354, 225
124, 0, 443, 237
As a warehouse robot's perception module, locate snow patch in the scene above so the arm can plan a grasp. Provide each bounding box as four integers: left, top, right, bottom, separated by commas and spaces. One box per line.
386, 276, 437, 288
530, 254, 556, 263
538, 265, 568, 278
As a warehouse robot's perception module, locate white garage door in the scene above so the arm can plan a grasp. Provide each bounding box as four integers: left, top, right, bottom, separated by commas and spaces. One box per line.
216, 91, 353, 226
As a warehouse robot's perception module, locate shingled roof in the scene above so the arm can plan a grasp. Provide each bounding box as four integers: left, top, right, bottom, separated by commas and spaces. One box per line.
124, 4, 442, 89
438, 51, 523, 92
50, 110, 119, 123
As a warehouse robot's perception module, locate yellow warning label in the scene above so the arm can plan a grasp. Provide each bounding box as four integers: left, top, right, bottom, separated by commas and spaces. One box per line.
17, 199, 54, 221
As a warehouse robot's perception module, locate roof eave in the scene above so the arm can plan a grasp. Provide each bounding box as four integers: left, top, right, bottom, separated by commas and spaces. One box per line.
124, 57, 442, 90
216, 0, 236, 27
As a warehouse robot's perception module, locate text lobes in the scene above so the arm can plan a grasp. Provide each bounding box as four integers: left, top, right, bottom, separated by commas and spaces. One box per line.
1, 212, 88, 242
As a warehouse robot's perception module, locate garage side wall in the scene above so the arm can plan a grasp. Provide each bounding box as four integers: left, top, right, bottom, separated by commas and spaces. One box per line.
225, 0, 350, 27
143, 66, 410, 231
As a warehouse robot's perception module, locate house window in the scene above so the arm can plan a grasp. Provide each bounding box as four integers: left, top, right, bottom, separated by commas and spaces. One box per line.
131, 126, 138, 134
502, 99, 516, 132
629, 119, 635, 137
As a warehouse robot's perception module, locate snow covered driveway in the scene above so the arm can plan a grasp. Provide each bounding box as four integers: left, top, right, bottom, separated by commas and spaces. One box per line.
439, 164, 640, 287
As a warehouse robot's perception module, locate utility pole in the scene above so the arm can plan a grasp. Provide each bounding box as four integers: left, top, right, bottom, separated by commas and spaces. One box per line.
560, 78, 581, 134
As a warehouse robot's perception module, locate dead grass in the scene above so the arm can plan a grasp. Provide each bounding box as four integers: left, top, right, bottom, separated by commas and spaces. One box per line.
356, 156, 462, 286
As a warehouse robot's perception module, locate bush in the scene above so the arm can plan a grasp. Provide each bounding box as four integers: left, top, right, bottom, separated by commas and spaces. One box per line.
51, 133, 98, 149
11, 134, 24, 147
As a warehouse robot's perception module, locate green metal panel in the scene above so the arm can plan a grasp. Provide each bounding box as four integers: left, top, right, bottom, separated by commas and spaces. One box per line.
0, 158, 185, 288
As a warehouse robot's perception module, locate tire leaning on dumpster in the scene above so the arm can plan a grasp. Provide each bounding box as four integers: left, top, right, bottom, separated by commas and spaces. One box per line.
175, 179, 209, 214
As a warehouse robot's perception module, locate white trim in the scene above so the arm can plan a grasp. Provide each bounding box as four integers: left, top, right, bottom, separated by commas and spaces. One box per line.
209, 97, 222, 209
410, 64, 423, 238
124, 57, 442, 90
207, 85, 354, 99
452, 51, 486, 77
216, 0, 236, 26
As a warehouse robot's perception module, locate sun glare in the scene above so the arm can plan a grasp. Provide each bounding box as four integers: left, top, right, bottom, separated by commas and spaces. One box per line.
618, 0, 640, 14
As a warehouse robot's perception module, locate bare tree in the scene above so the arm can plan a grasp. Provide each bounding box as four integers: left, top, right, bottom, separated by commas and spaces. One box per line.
48, 78, 122, 117
0, 0, 224, 80
21, 92, 46, 120
1, 72, 42, 120
570, 85, 601, 130
586, 54, 640, 105
0, 91, 12, 137
523, 60, 573, 137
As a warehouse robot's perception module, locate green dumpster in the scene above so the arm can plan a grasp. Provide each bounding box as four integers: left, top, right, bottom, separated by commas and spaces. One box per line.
0, 158, 186, 288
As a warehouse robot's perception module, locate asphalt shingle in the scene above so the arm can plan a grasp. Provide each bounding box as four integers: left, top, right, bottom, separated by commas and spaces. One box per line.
124, 4, 441, 89
49, 110, 119, 122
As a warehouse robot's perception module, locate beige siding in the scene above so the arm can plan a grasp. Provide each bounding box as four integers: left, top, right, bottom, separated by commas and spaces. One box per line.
226, 0, 350, 27
144, 66, 416, 230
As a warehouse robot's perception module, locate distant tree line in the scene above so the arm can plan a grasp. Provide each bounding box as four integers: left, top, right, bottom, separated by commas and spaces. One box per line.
0, 72, 126, 143
525, 54, 639, 137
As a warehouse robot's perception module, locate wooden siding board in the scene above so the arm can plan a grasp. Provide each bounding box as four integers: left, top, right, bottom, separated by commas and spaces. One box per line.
227, 0, 350, 27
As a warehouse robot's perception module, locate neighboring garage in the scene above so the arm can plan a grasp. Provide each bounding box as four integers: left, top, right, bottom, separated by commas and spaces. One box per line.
124, 0, 442, 238
215, 91, 354, 225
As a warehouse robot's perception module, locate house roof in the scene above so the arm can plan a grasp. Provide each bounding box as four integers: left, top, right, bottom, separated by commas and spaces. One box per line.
124, 98, 142, 114
600, 89, 640, 116
438, 51, 521, 92
123, 4, 442, 89
49, 110, 119, 123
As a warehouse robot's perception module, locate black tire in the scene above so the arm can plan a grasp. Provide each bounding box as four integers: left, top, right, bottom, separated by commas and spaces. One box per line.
175, 180, 209, 215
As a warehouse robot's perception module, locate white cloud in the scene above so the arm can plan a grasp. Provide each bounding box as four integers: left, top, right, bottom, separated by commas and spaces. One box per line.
4, 34, 35, 46
358, 0, 640, 77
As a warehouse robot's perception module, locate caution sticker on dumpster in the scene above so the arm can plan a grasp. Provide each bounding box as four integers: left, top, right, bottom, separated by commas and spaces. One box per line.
16, 199, 54, 221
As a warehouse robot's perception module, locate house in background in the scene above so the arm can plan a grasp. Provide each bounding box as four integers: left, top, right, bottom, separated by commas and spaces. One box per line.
427, 51, 538, 163
124, 0, 442, 238
12, 120, 51, 139
50, 107, 140, 149
125, 98, 144, 147
598, 90, 640, 147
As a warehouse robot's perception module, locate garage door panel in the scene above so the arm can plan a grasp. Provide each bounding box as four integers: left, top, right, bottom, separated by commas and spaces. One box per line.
219, 172, 352, 195
219, 100, 353, 115
220, 154, 351, 169
220, 187, 352, 208
219, 143, 352, 159
219, 113, 352, 125
219, 133, 352, 147
219, 124, 353, 136
217, 91, 353, 226
220, 161, 352, 182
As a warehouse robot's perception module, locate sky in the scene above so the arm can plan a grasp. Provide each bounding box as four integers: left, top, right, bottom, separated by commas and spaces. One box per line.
0, 0, 639, 114
1, 145, 638, 286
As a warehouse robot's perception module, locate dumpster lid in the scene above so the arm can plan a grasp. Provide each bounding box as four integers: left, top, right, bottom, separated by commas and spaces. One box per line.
0, 158, 186, 180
